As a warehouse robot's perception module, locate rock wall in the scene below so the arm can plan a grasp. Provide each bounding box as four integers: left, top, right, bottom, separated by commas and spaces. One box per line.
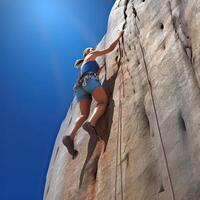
43, 0, 200, 199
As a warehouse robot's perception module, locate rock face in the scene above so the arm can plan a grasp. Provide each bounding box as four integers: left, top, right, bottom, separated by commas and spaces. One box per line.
43, 0, 200, 199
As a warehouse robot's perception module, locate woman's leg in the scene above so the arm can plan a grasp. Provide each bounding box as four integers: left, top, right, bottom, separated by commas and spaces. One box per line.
70, 98, 91, 140
88, 87, 108, 126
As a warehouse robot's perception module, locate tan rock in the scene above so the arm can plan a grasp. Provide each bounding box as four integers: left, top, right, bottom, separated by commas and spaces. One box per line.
44, 0, 200, 199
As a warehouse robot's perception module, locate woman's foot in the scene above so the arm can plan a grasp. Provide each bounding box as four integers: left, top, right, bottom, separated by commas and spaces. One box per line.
82, 122, 100, 141
62, 135, 79, 159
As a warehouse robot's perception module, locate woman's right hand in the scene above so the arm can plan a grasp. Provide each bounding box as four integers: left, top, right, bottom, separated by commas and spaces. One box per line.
90, 30, 124, 59
117, 31, 124, 40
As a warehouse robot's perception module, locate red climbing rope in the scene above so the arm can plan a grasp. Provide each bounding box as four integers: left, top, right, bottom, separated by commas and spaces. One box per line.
114, 41, 125, 200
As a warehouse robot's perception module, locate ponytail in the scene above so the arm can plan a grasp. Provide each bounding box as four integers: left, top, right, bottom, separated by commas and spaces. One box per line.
74, 47, 93, 68
74, 58, 84, 68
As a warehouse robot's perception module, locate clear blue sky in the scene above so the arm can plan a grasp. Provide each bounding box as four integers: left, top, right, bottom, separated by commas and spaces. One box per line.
0, 0, 115, 199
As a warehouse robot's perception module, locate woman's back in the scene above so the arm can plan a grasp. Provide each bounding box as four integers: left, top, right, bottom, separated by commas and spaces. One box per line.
80, 60, 99, 76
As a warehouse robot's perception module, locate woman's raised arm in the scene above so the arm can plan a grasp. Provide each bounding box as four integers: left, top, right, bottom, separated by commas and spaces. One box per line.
92, 31, 124, 58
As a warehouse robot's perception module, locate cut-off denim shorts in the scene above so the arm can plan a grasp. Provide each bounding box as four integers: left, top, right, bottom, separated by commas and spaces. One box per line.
73, 75, 102, 102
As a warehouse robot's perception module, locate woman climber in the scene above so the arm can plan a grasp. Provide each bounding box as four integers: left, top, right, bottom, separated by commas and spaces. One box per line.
62, 31, 124, 159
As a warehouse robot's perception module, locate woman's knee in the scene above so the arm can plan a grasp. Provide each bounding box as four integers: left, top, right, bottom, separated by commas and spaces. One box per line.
96, 98, 108, 108
92, 87, 108, 105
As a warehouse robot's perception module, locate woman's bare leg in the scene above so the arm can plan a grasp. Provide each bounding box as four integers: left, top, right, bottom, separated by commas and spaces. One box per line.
88, 87, 108, 126
70, 98, 91, 140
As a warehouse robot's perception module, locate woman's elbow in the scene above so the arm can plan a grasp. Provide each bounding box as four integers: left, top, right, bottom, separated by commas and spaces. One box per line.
109, 41, 118, 51
106, 45, 115, 54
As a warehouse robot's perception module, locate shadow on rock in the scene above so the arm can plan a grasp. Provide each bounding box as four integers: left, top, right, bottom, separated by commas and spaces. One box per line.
79, 136, 99, 189
79, 64, 120, 188
96, 65, 120, 152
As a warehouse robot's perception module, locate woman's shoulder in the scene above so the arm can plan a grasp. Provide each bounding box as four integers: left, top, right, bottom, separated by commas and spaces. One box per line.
81, 58, 96, 68
85, 53, 97, 62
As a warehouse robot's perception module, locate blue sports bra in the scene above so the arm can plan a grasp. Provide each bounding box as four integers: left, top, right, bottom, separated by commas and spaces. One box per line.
81, 60, 99, 76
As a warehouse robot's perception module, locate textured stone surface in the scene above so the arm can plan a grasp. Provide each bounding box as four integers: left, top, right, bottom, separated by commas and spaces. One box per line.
44, 0, 200, 199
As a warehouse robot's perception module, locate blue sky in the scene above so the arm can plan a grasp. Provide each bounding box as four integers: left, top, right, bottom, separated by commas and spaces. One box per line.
0, 0, 115, 199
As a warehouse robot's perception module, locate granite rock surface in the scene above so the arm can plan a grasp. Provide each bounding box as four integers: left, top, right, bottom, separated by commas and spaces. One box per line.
44, 0, 200, 199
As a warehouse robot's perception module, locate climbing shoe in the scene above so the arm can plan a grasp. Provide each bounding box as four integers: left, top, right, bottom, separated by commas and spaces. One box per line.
62, 135, 79, 159
82, 122, 100, 141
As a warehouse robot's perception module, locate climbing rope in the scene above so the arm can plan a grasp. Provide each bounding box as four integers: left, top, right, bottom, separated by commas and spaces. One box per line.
131, 1, 176, 199
114, 0, 130, 198
114, 41, 125, 200
119, 72, 124, 200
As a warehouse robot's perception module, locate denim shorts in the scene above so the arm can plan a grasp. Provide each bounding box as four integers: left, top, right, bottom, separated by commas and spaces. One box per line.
73, 75, 102, 102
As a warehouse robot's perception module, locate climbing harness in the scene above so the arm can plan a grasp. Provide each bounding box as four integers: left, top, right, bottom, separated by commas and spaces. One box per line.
74, 72, 99, 90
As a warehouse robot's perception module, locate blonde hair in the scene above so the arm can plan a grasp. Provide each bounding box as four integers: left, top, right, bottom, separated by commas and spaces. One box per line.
74, 47, 93, 68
